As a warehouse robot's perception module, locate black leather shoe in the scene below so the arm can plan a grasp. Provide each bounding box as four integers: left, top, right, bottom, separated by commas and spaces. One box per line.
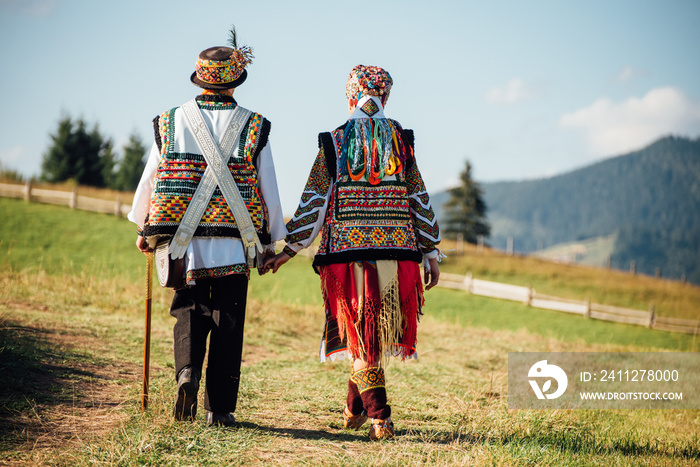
173, 367, 199, 421
206, 411, 237, 427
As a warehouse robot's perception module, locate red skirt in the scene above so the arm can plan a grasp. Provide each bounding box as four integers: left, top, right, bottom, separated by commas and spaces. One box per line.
319, 260, 424, 366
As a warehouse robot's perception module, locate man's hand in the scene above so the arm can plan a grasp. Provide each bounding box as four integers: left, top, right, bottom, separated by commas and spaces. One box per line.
257, 249, 276, 275
424, 257, 440, 290
136, 235, 152, 254
263, 252, 292, 274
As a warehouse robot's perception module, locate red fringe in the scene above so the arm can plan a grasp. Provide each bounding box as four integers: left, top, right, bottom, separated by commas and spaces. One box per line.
320, 263, 359, 355
320, 260, 423, 365
362, 263, 381, 366
398, 261, 423, 359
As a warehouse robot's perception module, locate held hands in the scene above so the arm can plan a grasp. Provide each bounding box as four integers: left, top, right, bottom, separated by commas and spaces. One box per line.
424, 256, 440, 290
261, 250, 439, 290
259, 251, 292, 275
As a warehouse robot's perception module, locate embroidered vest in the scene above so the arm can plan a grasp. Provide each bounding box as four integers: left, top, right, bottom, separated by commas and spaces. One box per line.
313, 119, 422, 266
143, 97, 272, 244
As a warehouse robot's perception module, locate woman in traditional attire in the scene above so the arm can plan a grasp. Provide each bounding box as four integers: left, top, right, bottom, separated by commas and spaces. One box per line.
266, 65, 441, 440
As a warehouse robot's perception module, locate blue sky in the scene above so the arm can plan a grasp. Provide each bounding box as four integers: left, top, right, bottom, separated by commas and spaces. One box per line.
1, 0, 698, 215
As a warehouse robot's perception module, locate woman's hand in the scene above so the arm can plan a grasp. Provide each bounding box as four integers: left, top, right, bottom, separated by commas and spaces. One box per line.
424, 257, 440, 290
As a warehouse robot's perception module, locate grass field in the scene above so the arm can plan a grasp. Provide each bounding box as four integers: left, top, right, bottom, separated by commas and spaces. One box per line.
1, 197, 699, 465
437, 238, 700, 321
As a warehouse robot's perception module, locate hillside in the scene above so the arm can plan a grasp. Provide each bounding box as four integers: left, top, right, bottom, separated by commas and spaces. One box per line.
436, 136, 700, 283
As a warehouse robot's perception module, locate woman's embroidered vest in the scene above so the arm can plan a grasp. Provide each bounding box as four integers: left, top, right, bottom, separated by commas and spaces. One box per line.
143, 100, 272, 244
313, 119, 422, 267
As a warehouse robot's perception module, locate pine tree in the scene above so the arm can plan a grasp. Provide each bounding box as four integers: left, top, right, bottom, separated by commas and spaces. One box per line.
114, 132, 147, 191
443, 160, 490, 243
41, 115, 110, 187
101, 139, 116, 189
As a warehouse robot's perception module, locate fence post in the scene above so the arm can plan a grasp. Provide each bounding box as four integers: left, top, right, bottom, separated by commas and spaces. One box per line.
507, 236, 514, 256
464, 272, 473, 293
477, 235, 484, 254
115, 195, 123, 217
69, 186, 78, 209
24, 180, 32, 202
584, 297, 591, 318
457, 233, 464, 255
647, 303, 655, 328
526, 286, 532, 306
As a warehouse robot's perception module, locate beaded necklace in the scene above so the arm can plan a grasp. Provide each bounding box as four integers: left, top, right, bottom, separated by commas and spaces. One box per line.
340, 118, 408, 185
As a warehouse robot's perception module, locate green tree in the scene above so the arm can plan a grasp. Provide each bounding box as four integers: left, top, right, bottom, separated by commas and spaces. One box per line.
101, 139, 117, 189
443, 160, 490, 243
41, 115, 111, 187
113, 132, 147, 191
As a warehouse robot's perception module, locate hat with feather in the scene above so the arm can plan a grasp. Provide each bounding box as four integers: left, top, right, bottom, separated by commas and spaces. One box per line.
190, 26, 254, 90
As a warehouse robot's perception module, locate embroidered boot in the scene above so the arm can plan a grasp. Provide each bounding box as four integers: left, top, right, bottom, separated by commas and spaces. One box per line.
351, 367, 393, 440
369, 417, 395, 441
343, 378, 367, 429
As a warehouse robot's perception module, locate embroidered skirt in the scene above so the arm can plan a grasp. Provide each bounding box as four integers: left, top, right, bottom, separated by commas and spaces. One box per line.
318, 260, 424, 366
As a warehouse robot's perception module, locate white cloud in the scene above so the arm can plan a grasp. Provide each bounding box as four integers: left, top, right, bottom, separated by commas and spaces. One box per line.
560, 87, 700, 156
485, 78, 535, 105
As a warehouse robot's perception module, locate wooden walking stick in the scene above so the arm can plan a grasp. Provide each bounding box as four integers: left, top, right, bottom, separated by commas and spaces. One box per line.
142, 251, 153, 411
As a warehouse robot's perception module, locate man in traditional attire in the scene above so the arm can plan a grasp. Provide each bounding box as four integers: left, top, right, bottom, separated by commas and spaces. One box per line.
265, 65, 441, 440
129, 28, 285, 426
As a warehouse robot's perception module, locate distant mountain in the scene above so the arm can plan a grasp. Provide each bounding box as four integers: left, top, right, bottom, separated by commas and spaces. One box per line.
434, 136, 700, 283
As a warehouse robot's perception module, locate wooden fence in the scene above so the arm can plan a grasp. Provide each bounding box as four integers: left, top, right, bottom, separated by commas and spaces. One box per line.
0, 181, 131, 217
439, 272, 699, 335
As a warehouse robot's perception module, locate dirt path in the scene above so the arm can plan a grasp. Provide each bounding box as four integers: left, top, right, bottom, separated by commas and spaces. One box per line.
0, 317, 141, 465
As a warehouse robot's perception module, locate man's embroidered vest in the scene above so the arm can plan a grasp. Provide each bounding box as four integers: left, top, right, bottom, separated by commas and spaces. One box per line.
143, 98, 272, 244
313, 119, 422, 267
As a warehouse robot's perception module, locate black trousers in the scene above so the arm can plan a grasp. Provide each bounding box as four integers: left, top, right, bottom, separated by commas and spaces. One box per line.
170, 273, 248, 413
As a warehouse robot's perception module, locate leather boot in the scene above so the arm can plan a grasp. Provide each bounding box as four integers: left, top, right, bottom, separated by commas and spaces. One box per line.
205, 411, 237, 427
369, 417, 395, 441
173, 366, 199, 421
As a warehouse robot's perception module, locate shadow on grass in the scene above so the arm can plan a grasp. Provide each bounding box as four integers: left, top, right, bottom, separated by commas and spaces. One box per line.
214, 421, 698, 462
237, 421, 367, 442
0, 319, 117, 452
402, 425, 700, 461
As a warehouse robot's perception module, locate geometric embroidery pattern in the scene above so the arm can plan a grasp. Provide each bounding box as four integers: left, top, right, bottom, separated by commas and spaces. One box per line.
335, 181, 411, 222
326, 223, 417, 253
285, 150, 332, 247
359, 99, 379, 117
285, 119, 441, 262
147, 110, 267, 235
351, 367, 385, 394
186, 263, 249, 283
